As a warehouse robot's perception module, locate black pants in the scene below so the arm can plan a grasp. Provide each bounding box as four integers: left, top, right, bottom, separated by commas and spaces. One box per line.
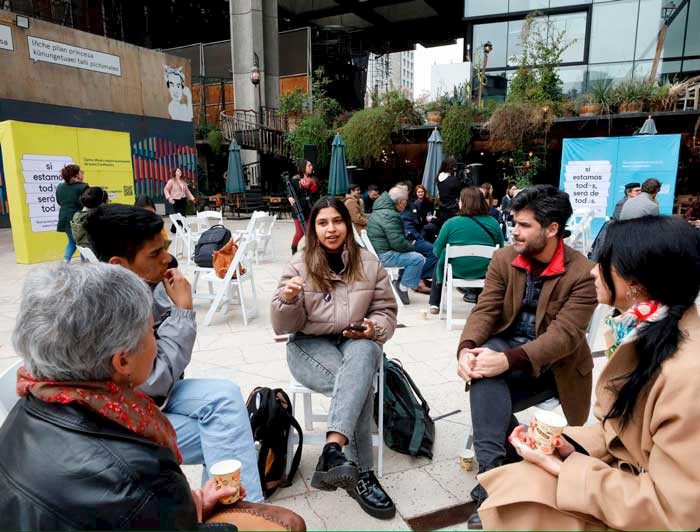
469, 335, 557, 471
170, 198, 187, 233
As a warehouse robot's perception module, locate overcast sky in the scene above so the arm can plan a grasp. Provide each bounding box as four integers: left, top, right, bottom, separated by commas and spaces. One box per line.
413, 39, 464, 100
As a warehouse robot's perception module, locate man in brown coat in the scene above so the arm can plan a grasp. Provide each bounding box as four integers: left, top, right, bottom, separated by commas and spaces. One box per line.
457, 185, 597, 529
344, 184, 368, 234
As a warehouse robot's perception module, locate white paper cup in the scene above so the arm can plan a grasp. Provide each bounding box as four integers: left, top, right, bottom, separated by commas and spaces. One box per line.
419, 309, 428, 320
210, 459, 242, 504
532, 410, 567, 455
459, 448, 475, 471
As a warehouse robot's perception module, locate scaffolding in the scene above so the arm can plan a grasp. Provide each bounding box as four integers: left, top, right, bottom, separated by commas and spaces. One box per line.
366, 53, 391, 106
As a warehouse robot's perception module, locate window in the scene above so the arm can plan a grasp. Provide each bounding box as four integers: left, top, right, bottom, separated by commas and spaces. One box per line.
664, 2, 688, 58
508, 0, 548, 12
685, 0, 700, 56
589, 0, 639, 63
557, 65, 586, 98
550, 0, 591, 6
473, 21, 509, 68
636, 0, 665, 60
465, 0, 508, 18
587, 61, 634, 84
550, 12, 586, 63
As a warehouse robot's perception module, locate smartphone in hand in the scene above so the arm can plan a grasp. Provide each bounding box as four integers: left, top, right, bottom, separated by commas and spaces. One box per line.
347, 323, 368, 332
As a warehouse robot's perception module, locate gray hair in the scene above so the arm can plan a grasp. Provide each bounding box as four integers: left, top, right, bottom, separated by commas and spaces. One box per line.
388, 186, 408, 204
12, 263, 154, 381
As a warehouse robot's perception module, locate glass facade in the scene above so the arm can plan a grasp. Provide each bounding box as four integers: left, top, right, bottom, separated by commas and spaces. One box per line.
466, 0, 700, 92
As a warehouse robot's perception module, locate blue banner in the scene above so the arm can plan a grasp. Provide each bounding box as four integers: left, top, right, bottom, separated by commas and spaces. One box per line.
559, 135, 681, 234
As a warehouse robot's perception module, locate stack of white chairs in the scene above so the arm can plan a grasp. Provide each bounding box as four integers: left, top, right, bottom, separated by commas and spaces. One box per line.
439, 244, 500, 330
192, 238, 258, 326
360, 230, 404, 307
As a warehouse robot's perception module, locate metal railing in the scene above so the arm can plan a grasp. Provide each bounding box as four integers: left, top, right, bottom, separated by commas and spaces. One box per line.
219, 110, 291, 159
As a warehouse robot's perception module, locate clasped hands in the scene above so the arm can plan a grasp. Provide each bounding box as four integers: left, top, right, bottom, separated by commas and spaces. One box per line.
457, 347, 509, 382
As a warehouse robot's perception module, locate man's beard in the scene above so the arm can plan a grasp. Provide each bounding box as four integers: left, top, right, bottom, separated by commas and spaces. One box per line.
515, 231, 547, 257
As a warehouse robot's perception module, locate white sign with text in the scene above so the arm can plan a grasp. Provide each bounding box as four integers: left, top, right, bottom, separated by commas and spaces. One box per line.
21, 154, 75, 232
28, 36, 121, 76
563, 160, 612, 216
0, 24, 13, 51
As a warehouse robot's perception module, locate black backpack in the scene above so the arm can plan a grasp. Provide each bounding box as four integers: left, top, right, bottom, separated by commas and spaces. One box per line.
374, 356, 435, 459
193, 224, 231, 267
246, 387, 303, 498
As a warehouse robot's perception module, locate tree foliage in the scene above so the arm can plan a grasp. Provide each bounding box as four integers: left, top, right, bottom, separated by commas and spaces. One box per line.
442, 105, 474, 160
340, 107, 395, 165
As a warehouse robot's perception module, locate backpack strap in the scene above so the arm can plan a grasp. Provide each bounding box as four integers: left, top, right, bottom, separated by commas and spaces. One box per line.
390, 359, 431, 456
283, 415, 304, 486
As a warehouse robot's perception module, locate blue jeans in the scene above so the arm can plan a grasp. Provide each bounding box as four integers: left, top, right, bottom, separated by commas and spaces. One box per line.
164, 379, 263, 502
378, 250, 425, 289
287, 336, 382, 472
63, 231, 77, 261
414, 238, 437, 280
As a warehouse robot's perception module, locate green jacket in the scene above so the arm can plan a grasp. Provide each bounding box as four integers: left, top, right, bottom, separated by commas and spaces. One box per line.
56, 182, 88, 233
367, 192, 415, 255
433, 215, 504, 282
70, 210, 92, 248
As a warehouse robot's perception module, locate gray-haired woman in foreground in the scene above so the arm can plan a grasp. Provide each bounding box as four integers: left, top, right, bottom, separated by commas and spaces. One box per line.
0, 264, 306, 531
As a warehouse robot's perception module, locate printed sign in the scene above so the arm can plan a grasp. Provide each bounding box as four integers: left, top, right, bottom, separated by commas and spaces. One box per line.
563, 160, 612, 217
27, 36, 121, 76
21, 154, 74, 233
0, 24, 12, 51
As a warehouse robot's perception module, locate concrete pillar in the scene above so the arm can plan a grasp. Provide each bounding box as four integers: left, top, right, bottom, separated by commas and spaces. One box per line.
263, 0, 279, 109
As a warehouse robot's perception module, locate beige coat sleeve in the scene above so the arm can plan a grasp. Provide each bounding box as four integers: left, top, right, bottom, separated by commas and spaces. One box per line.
557, 370, 700, 530
563, 422, 612, 463
345, 198, 368, 228
270, 261, 307, 335
365, 261, 397, 345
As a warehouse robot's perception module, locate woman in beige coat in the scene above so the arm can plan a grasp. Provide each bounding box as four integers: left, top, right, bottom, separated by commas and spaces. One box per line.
271, 197, 398, 520
475, 216, 700, 530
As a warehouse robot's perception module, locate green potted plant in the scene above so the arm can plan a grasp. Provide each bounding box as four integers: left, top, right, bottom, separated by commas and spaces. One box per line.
423, 95, 449, 124
614, 80, 653, 113
340, 107, 395, 165
578, 79, 614, 116
382, 89, 421, 127
279, 88, 307, 131
442, 105, 474, 160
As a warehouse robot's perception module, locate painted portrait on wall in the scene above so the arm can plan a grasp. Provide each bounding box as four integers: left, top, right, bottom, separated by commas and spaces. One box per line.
164, 65, 193, 122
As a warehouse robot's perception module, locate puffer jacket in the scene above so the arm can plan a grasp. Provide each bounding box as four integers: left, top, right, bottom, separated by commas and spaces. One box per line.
0, 396, 197, 530
366, 192, 415, 256
344, 194, 368, 231
270, 248, 397, 345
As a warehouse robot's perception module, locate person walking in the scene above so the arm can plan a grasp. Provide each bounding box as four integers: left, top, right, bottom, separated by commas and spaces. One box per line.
55, 164, 88, 263
164, 168, 195, 233
271, 197, 397, 519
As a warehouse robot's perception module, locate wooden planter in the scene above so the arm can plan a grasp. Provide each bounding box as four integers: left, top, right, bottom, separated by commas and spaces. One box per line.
578, 103, 602, 116
618, 101, 643, 114
426, 110, 443, 124
399, 116, 413, 127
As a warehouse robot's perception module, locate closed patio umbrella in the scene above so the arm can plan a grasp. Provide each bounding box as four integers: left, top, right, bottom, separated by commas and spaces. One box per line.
328, 133, 350, 196
422, 128, 443, 198
226, 139, 246, 194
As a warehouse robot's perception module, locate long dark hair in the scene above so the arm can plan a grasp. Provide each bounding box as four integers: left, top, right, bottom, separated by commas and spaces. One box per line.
597, 216, 700, 428
303, 197, 366, 293
458, 187, 489, 216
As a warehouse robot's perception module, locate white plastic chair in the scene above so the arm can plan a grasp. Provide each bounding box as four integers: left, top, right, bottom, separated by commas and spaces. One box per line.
360, 230, 404, 307
76, 246, 100, 264
352, 224, 365, 248
195, 210, 223, 232
169, 213, 204, 264
246, 214, 277, 264
232, 210, 268, 241
440, 244, 499, 331
192, 239, 258, 326
565, 209, 595, 256
285, 360, 385, 478
0, 360, 22, 426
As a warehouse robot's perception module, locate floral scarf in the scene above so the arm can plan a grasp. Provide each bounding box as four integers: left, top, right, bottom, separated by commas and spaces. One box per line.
16, 367, 182, 463
605, 300, 667, 358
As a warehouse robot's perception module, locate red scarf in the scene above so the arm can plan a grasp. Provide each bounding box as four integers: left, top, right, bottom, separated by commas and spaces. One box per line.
16, 367, 182, 463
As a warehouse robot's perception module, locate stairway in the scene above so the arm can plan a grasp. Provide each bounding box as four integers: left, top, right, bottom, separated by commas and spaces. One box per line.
220, 109, 292, 159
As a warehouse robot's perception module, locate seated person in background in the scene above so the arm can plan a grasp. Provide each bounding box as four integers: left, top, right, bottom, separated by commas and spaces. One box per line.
271, 197, 397, 520
435, 158, 462, 225
479, 182, 503, 223
500, 183, 517, 222
456, 185, 598, 529
135, 195, 178, 269
361, 184, 380, 214
344, 183, 368, 234
612, 181, 641, 220
0, 264, 305, 531
70, 186, 108, 251
85, 204, 263, 502
684, 194, 700, 227
477, 216, 700, 531
413, 184, 439, 242
367, 187, 429, 305
396, 182, 437, 288
428, 187, 504, 314
619, 178, 661, 220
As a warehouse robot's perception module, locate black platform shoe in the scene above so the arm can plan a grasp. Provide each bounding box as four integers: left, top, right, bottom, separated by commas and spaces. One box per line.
467, 482, 488, 529
310, 443, 359, 491
347, 471, 396, 519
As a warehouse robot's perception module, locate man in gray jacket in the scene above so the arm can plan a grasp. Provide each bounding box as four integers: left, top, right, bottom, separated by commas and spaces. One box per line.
85, 204, 262, 501
620, 178, 661, 220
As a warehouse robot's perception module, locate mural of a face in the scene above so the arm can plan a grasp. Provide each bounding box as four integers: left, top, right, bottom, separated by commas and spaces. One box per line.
164, 65, 193, 122
166, 72, 184, 102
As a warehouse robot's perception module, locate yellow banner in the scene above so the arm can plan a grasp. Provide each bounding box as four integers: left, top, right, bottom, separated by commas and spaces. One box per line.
0, 121, 134, 263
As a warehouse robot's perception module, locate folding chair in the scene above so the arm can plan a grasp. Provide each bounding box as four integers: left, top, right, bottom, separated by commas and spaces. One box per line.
565, 209, 595, 256
192, 239, 258, 326
247, 214, 277, 264
76, 246, 100, 264
169, 213, 204, 264
285, 360, 385, 478
360, 229, 404, 307
439, 244, 499, 331
352, 224, 365, 248
0, 360, 22, 426
195, 210, 223, 233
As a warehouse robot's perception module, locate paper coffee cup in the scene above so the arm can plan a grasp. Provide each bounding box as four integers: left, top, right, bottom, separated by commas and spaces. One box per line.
459, 449, 475, 472
532, 410, 567, 455
210, 459, 242, 504
419, 309, 428, 320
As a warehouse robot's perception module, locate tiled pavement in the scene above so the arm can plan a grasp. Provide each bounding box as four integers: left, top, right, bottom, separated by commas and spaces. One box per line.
0, 218, 616, 530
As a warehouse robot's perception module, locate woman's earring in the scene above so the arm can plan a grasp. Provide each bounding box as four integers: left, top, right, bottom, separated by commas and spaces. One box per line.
127, 374, 134, 389
628, 286, 640, 301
